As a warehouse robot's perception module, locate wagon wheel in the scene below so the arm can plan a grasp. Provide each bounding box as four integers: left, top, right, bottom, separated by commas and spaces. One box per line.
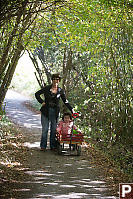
77, 145, 81, 156
57, 144, 62, 155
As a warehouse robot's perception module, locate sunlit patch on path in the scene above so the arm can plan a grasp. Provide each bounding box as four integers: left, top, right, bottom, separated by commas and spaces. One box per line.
5, 90, 41, 129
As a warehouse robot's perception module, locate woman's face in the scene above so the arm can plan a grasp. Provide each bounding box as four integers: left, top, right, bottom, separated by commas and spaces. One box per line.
64, 115, 71, 123
52, 78, 60, 86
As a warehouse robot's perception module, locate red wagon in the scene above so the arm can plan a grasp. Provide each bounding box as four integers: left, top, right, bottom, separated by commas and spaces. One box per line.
56, 113, 84, 156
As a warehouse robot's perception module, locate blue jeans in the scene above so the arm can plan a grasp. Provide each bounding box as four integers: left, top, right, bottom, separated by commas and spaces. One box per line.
40, 108, 57, 149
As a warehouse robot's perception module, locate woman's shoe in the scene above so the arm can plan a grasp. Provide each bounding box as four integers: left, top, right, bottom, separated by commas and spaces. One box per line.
50, 148, 57, 151
40, 148, 46, 151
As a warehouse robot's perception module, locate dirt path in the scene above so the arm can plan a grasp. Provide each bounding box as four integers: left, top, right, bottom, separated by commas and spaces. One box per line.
3, 90, 119, 199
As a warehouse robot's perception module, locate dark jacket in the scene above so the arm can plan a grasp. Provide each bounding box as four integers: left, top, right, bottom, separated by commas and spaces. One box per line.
35, 85, 73, 119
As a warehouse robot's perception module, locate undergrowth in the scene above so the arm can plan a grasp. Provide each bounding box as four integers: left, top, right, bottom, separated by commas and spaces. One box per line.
89, 139, 133, 182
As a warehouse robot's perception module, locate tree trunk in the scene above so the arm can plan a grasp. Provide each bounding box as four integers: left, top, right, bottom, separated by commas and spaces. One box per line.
28, 49, 52, 88
0, 5, 27, 78
0, 44, 23, 110
62, 47, 73, 113
28, 50, 46, 88
37, 47, 52, 84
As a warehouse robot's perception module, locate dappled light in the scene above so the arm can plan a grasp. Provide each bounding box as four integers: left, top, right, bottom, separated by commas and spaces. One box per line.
1, 143, 118, 198
0, 161, 21, 167
6, 156, 114, 198
4, 158, 114, 198
5, 90, 41, 129
23, 141, 40, 148
0, 137, 119, 198
13, 188, 31, 192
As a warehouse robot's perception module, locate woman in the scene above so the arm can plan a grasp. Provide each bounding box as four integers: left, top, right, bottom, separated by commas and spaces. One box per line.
35, 73, 74, 151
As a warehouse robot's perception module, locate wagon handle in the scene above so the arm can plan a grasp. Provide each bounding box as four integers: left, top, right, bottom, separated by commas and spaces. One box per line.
72, 113, 79, 119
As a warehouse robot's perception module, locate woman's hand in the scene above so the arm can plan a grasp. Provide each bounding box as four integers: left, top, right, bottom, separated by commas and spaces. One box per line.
42, 102, 45, 106
72, 109, 75, 114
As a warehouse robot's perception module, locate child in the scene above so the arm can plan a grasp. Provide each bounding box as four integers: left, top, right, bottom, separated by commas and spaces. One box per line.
56, 112, 81, 136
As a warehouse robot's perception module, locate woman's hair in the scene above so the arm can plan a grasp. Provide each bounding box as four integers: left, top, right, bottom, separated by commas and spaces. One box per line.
62, 112, 72, 121
51, 73, 61, 81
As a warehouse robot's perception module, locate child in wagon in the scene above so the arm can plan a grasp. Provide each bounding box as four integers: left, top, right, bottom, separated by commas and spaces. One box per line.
56, 112, 82, 137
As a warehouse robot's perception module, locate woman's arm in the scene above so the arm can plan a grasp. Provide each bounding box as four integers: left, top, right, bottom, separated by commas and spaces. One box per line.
35, 87, 46, 104
60, 89, 74, 113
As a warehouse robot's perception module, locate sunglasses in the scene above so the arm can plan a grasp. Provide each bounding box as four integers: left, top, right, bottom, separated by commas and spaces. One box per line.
52, 78, 60, 80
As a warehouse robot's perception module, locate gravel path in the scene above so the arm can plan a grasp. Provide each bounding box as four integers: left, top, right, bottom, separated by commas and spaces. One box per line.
4, 90, 118, 199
